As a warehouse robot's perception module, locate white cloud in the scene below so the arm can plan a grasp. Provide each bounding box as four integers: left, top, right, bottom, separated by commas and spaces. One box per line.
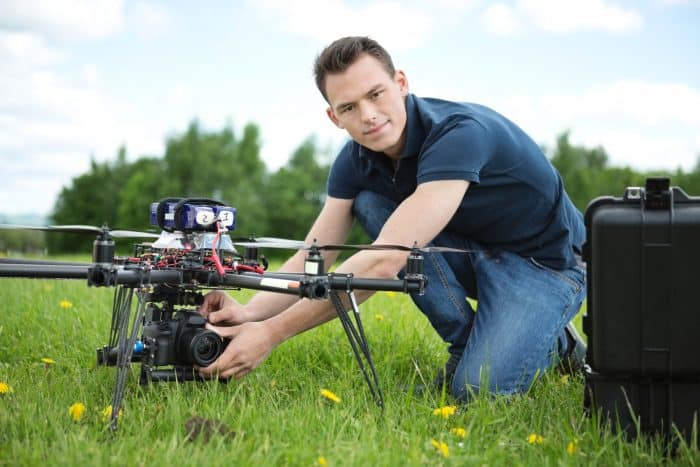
0, 31, 67, 65
0, 0, 126, 41
128, 1, 171, 38
518, 0, 643, 33
0, 49, 163, 215
0, 1, 156, 216
495, 80, 700, 170
81, 64, 100, 87
572, 129, 699, 170
165, 83, 194, 109
432, 0, 481, 9
654, 0, 700, 5
481, 4, 521, 36
542, 81, 700, 126
479, 0, 644, 35
247, 0, 438, 50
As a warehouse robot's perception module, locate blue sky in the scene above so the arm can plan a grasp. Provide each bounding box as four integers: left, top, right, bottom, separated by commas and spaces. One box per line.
1, 0, 698, 216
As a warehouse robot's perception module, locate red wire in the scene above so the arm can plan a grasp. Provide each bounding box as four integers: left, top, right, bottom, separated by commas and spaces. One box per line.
235, 264, 265, 274
211, 221, 226, 276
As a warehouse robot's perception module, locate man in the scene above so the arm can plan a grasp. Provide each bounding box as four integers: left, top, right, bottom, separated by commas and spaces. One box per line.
198, 36, 586, 400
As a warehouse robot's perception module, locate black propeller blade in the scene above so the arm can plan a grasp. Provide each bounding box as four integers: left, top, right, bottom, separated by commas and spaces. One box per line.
0, 224, 159, 239
232, 239, 474, 253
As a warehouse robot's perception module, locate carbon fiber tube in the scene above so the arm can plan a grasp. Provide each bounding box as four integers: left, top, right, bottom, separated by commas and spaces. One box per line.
0, 263, 89, 279
0, 261, 424, 295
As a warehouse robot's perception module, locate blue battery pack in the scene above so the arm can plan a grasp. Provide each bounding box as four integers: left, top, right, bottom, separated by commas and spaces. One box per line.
150, 200, 236, 232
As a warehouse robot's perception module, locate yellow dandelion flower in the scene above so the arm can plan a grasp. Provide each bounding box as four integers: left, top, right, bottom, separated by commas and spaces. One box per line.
317, 456, 328, 466
69, 402, 86, 422
430, 439, 450, 457
386, 291, 397, 298
41, 357, 55, 365
450, 427, 467, 438
566, 440, 578, 455
374, 314, 385, 321
432, 405, 457, 419
0, 382, 13, 394
101, 405, 123, 423
320, 389, 341, 403
59, 299, 73, 309
527, 433, 544, 445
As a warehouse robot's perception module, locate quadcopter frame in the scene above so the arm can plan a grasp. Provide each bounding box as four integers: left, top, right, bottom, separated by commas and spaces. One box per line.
0, 212, 429, 431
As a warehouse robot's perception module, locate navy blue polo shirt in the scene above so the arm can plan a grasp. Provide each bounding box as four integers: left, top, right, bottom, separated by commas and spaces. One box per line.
326, 94, 584, 269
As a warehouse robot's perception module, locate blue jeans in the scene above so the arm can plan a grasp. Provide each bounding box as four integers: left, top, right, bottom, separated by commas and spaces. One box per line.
352, 191, 586, 400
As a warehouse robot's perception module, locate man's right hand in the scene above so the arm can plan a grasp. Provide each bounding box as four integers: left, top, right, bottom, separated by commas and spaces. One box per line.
198, 290, 249, 325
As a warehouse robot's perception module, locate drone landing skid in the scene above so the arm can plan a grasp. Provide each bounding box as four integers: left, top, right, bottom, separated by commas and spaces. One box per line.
330, 289, 384, 409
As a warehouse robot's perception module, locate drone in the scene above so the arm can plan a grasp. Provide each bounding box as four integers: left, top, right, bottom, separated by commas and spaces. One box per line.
0, 197, 466, 431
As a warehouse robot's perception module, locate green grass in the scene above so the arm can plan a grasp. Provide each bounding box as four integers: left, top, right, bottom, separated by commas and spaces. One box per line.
0, 276, 698, 466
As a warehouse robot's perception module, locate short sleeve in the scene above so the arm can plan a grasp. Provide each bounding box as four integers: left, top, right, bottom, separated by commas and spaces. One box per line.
326, 141, 362, 199
416, 119, 495, 185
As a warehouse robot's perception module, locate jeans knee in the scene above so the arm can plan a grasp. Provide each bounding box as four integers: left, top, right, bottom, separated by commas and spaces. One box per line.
451, 362, 533, 401
451, 364, 484, 401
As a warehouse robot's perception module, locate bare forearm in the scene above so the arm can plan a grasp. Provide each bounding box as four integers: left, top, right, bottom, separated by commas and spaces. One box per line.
264, 249, 403, 345
241, 251, 305, 321
241, 196, 353, 322
243, 248, 342, 321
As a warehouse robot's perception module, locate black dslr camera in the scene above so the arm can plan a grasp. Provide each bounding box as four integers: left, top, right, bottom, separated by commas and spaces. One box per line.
142, 310, 228, 367
97, 288, 230, 382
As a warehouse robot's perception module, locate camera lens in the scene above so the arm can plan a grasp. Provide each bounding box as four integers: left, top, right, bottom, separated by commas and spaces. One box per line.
180, 330, 223, 366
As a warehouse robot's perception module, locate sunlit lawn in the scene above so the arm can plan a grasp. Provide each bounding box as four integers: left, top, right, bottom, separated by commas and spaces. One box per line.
0, 272, 698, 466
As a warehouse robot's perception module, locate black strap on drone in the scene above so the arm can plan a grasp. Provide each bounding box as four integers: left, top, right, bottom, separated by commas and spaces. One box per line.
155, 197, 182, 232
329, 288, 384, 409
156, 197, 225, 232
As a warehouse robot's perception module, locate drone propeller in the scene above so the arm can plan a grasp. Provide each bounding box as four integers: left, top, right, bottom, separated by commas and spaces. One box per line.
232, 238, 473, 253
0, 223, 159, 239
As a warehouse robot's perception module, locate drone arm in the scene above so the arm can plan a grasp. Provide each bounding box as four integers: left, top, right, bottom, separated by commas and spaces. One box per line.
228, 196, 355, 321
0, 262, 90, 279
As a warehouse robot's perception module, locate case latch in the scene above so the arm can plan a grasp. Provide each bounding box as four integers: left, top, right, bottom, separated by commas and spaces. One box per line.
644, 177, 671, 210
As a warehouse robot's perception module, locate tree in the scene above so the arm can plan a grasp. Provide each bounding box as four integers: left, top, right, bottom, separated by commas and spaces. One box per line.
264, 137, 330, 240
220, 123, 269, 235
49, 146, 133, 253
116, 158, 168, 230
159, 121, 269, 235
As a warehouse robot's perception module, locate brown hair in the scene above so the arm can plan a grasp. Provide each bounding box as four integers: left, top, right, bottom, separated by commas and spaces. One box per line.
313, 36, 396, 102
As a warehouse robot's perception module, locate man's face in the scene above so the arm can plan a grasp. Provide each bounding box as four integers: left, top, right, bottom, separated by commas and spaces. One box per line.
325, 54, 409, 158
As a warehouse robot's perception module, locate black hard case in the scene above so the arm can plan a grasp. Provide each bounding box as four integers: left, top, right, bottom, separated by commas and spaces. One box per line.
582, 179, 700, 376
584, 369, 699, 443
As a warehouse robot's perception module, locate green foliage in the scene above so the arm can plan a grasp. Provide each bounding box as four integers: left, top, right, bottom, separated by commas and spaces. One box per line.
41, 123, 700, 254
49, 147, 133, 253
264, 137, 329, 240
116, 158, 169, 230
218, 123, 269, 235
548, 131, 700, 211
0, 230, 45, 254
547, 131, 645, 211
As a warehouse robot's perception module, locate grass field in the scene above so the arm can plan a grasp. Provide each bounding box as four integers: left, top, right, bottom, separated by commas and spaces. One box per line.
1, 270, 698, 466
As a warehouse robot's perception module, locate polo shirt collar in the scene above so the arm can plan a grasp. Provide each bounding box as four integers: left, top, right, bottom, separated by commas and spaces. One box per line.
358, 93, 425, 160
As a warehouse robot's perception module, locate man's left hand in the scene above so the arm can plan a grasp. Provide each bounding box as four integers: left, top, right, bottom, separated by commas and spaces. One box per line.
198, 321, 276, 380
